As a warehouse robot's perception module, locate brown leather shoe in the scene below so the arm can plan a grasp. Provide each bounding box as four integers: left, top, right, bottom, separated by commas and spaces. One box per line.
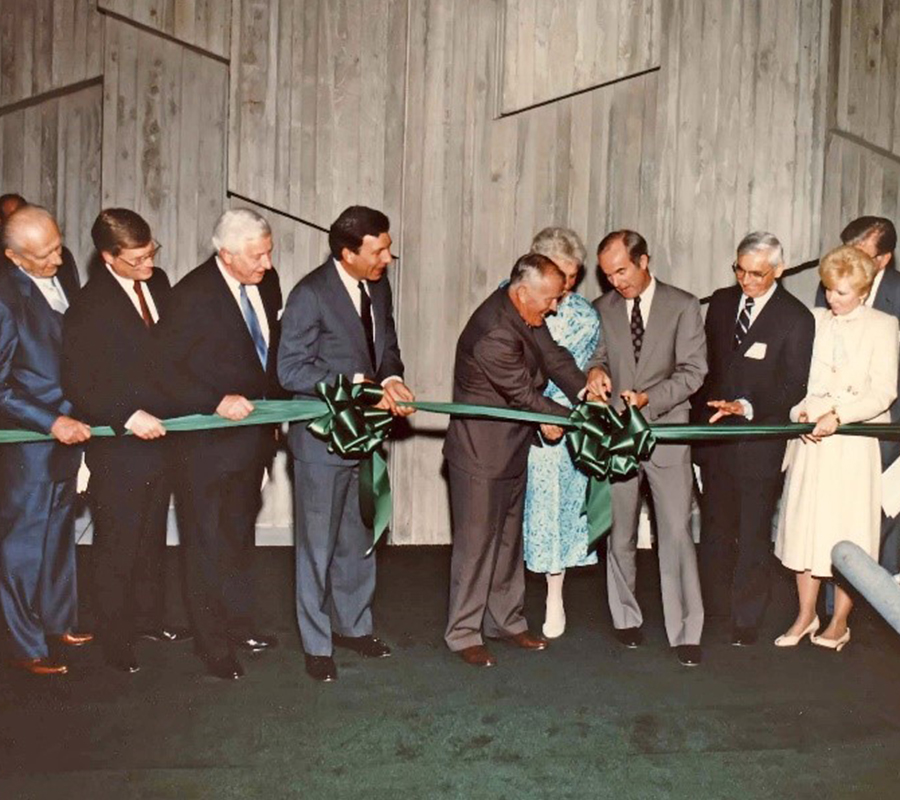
458, 645, 497, 667
503, 631, 549, 651
55, 631, 94, 647
10, 657, 68, 676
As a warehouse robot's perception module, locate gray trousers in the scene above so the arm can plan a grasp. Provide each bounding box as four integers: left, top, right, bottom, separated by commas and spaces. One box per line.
607, 450, 704, 646
294, 459, 375, 657
445, 465, 529, 651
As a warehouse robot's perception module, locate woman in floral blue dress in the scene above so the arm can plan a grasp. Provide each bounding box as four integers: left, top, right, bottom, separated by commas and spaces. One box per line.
522, 227, 600, 638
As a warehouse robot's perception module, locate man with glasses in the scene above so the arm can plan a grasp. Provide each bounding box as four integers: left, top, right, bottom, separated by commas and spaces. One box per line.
0, 204, 92, 675
693, 231, 814, 646
62, 208, 190, 674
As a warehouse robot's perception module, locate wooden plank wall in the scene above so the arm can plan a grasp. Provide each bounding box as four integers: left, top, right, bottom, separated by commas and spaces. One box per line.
97, 0, 230, 58
500, 0, 660, 114
228, 0, 408, 229
821, 0, 900, 259
100, 15, 228, 276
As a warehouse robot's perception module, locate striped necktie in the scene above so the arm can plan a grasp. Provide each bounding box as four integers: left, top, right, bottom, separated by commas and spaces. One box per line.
734, 296, 755, 348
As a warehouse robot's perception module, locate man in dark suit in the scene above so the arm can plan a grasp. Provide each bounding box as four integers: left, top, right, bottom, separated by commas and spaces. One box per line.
443, 253, 586, 668
278, 205, 414, 683
62, 208, 191, 674
694, 231, 814, 645
585, 230, 707, 667
157, 208, 282, 680
815, 217, 900, 574
0, 205, 92, 675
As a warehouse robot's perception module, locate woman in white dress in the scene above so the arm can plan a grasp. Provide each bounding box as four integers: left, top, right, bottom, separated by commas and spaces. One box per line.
775, 246, 899, 651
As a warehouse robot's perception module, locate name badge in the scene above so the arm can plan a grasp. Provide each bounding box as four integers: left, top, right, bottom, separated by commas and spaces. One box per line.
745, 342, 767, 360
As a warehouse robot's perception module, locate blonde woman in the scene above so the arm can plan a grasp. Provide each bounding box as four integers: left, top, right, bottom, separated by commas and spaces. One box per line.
775, 246, 899, 651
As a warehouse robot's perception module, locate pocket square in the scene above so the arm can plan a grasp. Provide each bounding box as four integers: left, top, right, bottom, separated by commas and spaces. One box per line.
744, 342, 767, 360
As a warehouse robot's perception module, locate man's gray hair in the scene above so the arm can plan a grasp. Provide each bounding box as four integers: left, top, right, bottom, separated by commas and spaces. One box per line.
530, 226, 586, 267
212, 208, 272, 253
736, 231, 784, 267
509, 252, 563, 287
3, 204, 55, 253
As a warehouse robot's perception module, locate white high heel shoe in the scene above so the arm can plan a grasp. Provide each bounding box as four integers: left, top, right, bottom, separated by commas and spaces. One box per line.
774, 616, 820, 647
811, 628, 851, 652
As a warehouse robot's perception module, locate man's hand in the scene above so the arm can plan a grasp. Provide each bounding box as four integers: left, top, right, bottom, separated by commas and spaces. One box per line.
50, 415, 91, 445
127, 409, 166, 440
586, 368, 612, 402
707, 399, 745, 424
216, 394, 255, 421
376, 378, 416, 417
620, 390, 649, 410
540, 423, 565, 442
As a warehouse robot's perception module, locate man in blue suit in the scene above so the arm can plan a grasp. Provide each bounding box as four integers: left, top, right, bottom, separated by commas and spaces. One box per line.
0, 205, 92, 675
278, 205, 414, 682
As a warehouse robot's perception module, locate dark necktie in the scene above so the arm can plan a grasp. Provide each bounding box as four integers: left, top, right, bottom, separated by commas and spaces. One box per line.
239, 284, 268, 368
631, 295, 644, 361
734, 296, 755, 348
133, 280, 153, 328
358, 281, 376, 370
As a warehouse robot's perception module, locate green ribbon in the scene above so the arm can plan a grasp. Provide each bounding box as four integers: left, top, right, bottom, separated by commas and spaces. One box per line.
5, 377, 900, 557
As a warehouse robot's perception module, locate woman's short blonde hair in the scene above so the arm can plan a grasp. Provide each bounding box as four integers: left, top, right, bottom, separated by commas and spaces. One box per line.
819, 244, 877, 296
530, 226, 586, 268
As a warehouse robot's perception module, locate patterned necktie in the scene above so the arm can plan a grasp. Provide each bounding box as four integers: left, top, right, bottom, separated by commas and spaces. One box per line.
239, 284, 268, 368
734, 296, 755, 348
631, 295, 644, 361
358, 281, 377, 370
133, 280, 154, 327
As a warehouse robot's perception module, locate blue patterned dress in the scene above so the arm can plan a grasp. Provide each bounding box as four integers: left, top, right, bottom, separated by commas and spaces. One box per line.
523, 292, 600, 573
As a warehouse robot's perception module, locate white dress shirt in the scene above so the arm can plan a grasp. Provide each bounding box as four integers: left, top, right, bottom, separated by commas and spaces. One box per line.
22, 269, 69, 313
216, 256, 270, 346
626, 275, 657, 325
105, 264, 160, 323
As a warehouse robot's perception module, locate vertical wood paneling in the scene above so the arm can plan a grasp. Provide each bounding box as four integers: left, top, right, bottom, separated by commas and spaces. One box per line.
228, 0, 407, 229
0, 0, 102, 109
500, 0, 660, 114
0, 82, 102, 272
97, 0, 230, 58
101, 16, 228, 277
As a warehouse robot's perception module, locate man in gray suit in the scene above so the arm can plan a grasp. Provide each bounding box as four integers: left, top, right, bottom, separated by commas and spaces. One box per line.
586, 230, 707, 667
278, 206, 414, 682
444, 253, 586, 668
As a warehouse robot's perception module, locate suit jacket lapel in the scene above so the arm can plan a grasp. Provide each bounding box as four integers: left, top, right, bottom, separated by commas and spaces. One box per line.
11, 266, 64, 343
874, 268, 900, 316
607, 292, 635, 370
323, 263, 372, 366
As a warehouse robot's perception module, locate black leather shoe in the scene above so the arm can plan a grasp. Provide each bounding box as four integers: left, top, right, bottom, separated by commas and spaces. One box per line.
676, 645, 702, 667
305, 654, 338, 682
614, 627, 643, 648
138, 627, 193, 644
206, 655, 244, 680
731, 627, 758, 646
332, 634, 392, 658
227, 633, 279, 653
105, 646, 140, 674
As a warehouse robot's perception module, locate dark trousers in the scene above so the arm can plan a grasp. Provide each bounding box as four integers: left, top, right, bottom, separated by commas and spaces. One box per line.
293, 460, 376, 657
176, 465, 263, 662
699, 467, 783, 629
444, 465, 529, 651
0, 476, 78, 659
88, 466, 171, 652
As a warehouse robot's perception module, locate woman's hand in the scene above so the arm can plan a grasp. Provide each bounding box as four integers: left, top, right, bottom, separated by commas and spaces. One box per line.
804, 410, 840, 443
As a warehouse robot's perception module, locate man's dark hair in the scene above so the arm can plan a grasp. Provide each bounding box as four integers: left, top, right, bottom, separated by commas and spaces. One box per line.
91, 208, 152, 256
597, 229, 650, 266
509, 252, 562, 287
329, 206, 390, 260
840, 216, 897, 257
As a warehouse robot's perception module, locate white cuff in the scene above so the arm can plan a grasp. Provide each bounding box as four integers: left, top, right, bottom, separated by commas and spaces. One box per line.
737, 398, 753, 420
381, 376, 402, 387
124, 411, 140, 431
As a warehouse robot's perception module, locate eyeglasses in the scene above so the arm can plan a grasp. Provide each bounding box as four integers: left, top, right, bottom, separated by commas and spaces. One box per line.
732, 262, 773, 282
118, 242, 162, 269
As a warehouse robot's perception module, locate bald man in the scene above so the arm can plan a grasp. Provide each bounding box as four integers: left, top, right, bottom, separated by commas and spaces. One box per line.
0, 205, 92, 675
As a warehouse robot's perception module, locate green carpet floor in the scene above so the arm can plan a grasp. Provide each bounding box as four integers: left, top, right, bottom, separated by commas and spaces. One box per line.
1, 545, 899, 799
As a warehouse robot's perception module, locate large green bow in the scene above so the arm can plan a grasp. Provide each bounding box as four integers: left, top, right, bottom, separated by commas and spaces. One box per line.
566, 402, 657, 548
308, 377, 394, 553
